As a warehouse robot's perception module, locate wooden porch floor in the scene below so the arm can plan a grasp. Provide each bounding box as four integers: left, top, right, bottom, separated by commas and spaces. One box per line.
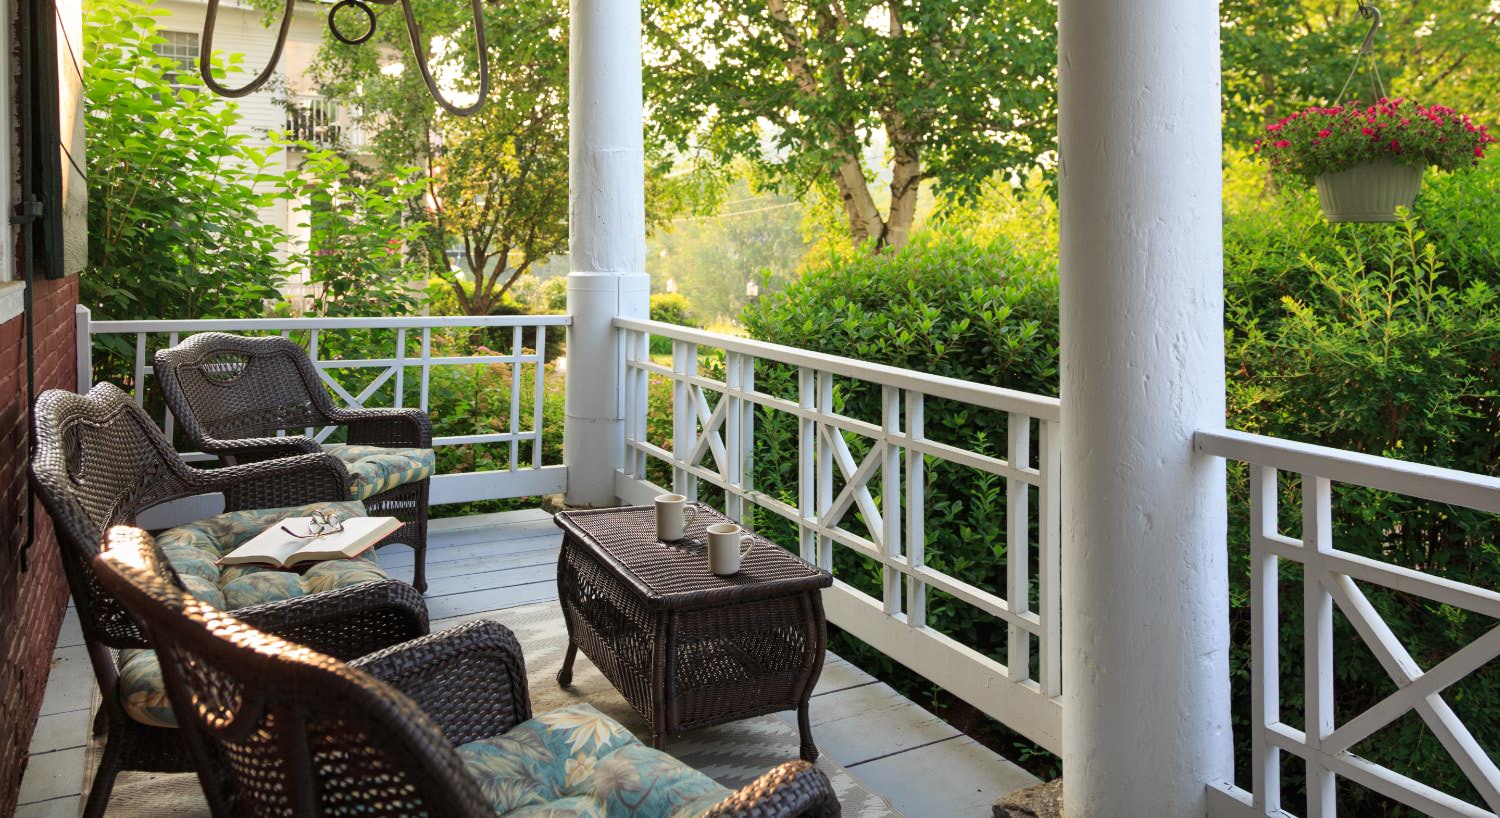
16, 508, 1037, 817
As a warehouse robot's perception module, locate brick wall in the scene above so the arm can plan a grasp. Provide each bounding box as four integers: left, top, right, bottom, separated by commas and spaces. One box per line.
0, 274, 79, 816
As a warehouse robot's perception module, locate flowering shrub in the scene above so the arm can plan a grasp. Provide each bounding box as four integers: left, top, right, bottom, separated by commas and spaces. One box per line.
1256, 98, 1494, 183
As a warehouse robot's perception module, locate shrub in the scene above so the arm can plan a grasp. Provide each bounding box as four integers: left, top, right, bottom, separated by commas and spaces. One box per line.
650, 292, 700, 355
741, 232, 1059, 753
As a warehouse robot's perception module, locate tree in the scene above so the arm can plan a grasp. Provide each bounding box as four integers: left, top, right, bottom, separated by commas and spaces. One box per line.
1221, 0, 1500, 148
280, 145, 429, 317
307, 0, 571, 316
644, 0, 1056, 252
83, 0, 289, 321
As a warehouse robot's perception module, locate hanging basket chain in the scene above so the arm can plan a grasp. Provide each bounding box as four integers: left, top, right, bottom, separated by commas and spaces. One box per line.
198, 0, 490, 115
1334, 1, 1388, 106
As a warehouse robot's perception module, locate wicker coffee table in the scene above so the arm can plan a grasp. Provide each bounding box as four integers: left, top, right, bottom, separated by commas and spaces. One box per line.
553, 504, 833, 761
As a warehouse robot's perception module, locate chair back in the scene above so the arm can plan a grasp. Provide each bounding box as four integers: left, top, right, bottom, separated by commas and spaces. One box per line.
154, 333, 335, 446
94, 526, 494, 818
31, 384, 198, 647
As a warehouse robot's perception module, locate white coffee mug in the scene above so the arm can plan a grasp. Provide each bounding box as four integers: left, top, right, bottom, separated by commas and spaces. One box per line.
707, 523, 756, 575
654, 494, 697, 541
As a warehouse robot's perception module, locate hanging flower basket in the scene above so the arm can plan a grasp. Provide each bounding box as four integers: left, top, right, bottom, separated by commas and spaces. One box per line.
1256, 99, 1494, 223
1314, 159, 1424, 223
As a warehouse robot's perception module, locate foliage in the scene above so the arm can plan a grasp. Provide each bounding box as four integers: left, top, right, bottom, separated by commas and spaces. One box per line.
82, 0, 288, 323
1221, 0, 1500, 149
1224, 213, 1500, 813
644, 0, 1056, 251
280, 145, 428, 317
306, 0, 570, 316
1255, 99, 1494, 183
649, 293, 699, 328
649, 176, 808, 323
740, 232, 1059, 755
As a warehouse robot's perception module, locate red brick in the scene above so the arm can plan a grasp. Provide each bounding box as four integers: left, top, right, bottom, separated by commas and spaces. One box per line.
0, 275, 77, 818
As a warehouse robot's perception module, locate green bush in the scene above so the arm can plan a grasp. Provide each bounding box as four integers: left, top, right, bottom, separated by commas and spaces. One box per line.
650, 293, 700, 355
740, 231, 1059, 756
740, 169, 1500, 810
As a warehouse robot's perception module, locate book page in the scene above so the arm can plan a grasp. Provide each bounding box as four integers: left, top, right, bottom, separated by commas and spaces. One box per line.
219, 520, 312, 568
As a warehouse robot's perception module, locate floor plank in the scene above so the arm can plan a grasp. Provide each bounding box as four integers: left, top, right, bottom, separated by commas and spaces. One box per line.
20, 506, 1039, 818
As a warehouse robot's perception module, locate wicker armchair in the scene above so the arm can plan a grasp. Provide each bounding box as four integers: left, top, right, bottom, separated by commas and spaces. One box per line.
29, 384, 430, 818
94, 525, 842, 818
153, 332, 434, 591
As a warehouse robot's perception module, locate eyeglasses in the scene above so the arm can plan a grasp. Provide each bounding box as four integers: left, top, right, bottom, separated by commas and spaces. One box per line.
280, 510, 346, 540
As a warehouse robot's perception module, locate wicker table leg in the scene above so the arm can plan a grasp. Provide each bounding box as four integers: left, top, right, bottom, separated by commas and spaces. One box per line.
797, 702, 819, 762
557, 641, 578, 687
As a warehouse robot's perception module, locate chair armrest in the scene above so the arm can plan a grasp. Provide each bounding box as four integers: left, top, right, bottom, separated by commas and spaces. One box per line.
704, 762, 840, 818
349, 620, 531, 745
335, 407, 433, 448
195, 453, 352, 511
233, 580, 429, 660
199, 434, 323, 463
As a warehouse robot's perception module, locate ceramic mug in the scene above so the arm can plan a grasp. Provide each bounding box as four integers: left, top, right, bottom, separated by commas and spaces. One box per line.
654, 494, 697, 541
707, 523, 756, 575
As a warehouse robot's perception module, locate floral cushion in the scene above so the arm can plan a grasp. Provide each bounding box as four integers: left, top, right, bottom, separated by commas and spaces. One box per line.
118, 500, 390, 728
325, 444, 435, 501
457, 704, 731, 818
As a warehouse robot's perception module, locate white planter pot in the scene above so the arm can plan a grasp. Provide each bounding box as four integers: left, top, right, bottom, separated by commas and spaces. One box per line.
1314, 159, 1425, 223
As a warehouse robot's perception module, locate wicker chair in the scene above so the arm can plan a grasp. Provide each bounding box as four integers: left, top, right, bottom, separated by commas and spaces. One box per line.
93, 525, 842, 818
153, 332, 434, 591
29, 384, 430, 818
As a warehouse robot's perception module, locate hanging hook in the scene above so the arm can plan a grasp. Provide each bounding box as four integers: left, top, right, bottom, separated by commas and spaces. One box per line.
1335, 1, 1387, 106
197, 0, 489, 114
198, 0, 296, 98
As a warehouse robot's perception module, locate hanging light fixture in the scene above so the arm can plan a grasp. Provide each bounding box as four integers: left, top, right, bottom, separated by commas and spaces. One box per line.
198, 0, 490, 116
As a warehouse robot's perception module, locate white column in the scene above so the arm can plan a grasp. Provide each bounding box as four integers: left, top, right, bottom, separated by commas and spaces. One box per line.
1057, 0, 1231, 814
563, 0, 650, 507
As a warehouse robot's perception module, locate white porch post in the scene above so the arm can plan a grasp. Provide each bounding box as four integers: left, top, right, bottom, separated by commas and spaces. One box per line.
1057, 0, 1231, 814
563, 0, 650, 507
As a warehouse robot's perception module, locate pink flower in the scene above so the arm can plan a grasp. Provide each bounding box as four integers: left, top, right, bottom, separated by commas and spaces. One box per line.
1361, 127, 1377, 136
1317, 129, 1332, 139
1267, 123, 1283, 132
1272, 139, 1291, 149
1478, 146, 1487, 158
1390, 139, 1401, 152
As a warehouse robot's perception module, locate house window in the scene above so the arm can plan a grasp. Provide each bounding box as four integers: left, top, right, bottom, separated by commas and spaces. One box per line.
155, 30, 200, 88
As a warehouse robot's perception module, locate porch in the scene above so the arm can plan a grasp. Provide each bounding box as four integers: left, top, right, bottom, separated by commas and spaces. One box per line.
21, 310, 1500, 817
16, 508, 1038, 818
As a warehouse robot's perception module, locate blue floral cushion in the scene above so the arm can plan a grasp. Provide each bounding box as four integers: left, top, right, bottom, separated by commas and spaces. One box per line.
457, 704, 731, 817
118, 500, 392, 728
325, 444, 434, 501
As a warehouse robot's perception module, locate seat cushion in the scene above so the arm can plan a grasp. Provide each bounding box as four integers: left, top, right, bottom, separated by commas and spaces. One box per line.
119, 500, 391, 727
457, 704, 731, 818
325, 444, 435, 501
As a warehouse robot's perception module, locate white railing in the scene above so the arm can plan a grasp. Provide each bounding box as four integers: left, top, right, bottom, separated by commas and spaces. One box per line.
615, 318, 1064, 753
286, 94, 367, 151
1198, 429, 1500, 818
76, 307, 570, 519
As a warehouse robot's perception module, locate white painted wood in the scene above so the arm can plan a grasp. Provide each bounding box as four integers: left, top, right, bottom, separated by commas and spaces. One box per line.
394, 327, 407, 409
1057, 0, 1230, 808
563, 0, 648, 507
798, 367, 816, 563
823, 581, 1062, 754
616, 318, 1060, 421
1198, 428, 1500, 515
92, 314, 569, 332
1206, 784, 1300, 818
74, 306, 91, 393
1249, 464, 1281, 815
881, 387, 901, 617
906, 391, 927, 629
428, 467, 568, 505
1218, 437, 1500, 817
1006, 412, 1031, 683
1036, 419, 1061, 697
1303, 475, 1337, 818
132, 333, 147, 405
532, 326, 546, 468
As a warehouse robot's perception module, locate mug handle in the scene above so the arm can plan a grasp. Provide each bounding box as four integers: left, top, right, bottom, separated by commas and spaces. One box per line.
683, 504, 697, 532
740, 532, 756, 559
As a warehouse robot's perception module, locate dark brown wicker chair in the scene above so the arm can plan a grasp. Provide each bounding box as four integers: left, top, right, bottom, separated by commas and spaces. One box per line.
29, 383, 430, 818
93, 525, 842, 818
153, 332, 434, 591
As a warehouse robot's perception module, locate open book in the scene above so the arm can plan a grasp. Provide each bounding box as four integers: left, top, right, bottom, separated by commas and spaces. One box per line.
218, 516, 401, 569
